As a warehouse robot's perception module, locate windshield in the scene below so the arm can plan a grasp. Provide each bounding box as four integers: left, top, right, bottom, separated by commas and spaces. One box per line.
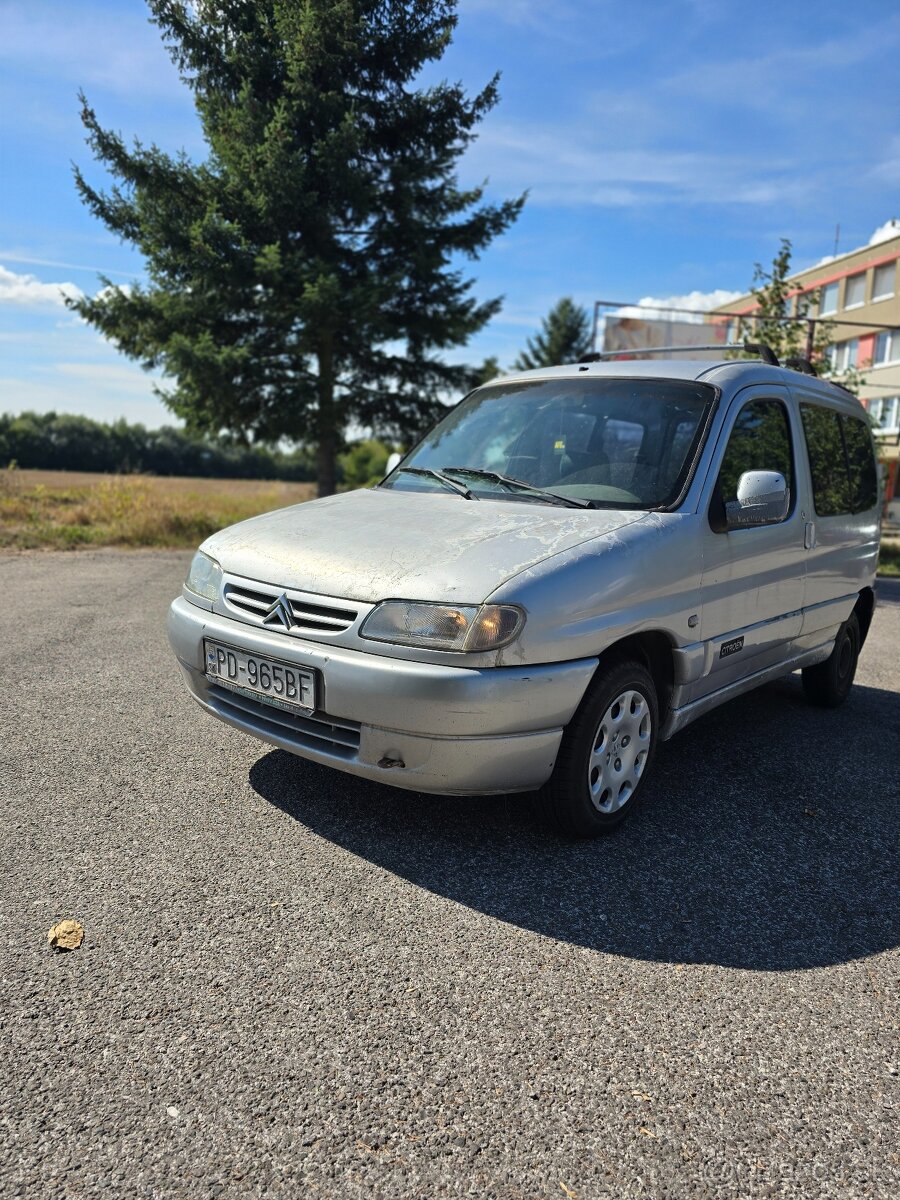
383, 377, 717, 509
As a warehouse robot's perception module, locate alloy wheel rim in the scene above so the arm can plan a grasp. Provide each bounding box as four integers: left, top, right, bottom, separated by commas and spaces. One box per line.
587, 689, 652, 813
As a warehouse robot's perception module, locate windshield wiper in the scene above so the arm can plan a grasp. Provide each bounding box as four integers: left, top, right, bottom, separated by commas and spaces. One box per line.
442, 466, 594, 509
396, 467, 479, 500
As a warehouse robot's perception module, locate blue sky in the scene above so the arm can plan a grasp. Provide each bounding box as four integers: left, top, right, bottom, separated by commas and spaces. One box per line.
2, 0, 899, 428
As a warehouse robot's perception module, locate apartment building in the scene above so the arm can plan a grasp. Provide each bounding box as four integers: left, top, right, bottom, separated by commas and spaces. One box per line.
711, 225, 900, 513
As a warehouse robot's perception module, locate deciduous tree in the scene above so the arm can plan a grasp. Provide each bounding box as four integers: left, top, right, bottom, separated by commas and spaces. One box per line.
734, 239, 863, 390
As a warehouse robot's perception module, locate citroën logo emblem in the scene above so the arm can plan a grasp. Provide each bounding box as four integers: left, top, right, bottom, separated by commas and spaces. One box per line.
263, 592, 294, 630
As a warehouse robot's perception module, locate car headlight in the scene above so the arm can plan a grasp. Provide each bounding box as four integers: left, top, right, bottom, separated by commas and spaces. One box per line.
360, 601, 525, 652
185, 550, 223, 603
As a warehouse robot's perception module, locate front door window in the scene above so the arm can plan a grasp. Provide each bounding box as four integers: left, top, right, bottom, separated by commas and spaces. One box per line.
710, 399, 794, 532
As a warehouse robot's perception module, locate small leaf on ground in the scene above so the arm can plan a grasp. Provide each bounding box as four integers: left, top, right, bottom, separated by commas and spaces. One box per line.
47, 920, 84, 951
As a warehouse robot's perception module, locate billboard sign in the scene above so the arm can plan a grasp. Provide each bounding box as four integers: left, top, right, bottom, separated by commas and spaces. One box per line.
602, 315, 728, 360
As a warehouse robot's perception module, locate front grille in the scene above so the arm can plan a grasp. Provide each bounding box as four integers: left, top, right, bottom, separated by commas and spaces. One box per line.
208, 683, 361, 759
224, 581, 358, 635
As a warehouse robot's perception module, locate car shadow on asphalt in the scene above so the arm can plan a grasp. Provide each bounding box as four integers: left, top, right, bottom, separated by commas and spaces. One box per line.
249, 673, 899, 971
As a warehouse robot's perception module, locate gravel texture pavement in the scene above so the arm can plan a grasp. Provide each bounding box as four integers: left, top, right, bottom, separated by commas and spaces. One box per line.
1, 550, 897, 1199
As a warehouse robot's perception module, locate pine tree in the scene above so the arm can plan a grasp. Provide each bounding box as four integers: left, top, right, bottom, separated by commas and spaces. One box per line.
68, 1, 524, 495
513, 298, 592, 370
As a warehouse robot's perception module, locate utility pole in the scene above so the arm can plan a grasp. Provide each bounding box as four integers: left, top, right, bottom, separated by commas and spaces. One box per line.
805, 317, 816, 361
591, 300, 602, 353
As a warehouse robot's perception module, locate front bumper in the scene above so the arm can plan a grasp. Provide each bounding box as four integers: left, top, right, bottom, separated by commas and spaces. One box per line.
167, 597, 597, 795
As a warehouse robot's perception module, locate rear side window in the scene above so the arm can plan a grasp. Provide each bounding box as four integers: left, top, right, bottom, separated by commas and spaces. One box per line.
799, 406, 850, 515
842, 416, 878, 512
800, 404, 879, 516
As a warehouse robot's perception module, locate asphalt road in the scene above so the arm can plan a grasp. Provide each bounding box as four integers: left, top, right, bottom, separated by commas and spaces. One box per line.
1, 550, 897, 1199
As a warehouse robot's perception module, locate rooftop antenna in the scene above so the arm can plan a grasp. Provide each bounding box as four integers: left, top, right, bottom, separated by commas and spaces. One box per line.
833, 223, 840, 257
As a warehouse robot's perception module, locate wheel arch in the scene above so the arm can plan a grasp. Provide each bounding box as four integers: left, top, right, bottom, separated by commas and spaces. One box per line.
593, 630, 676, 717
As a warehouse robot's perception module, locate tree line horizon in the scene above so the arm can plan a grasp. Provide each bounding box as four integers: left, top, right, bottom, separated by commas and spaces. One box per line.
8, 248, 857, 489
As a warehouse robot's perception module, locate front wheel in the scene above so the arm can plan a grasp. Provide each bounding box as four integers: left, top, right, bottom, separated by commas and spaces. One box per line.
538, 659, 659, 837
802, 611, 860, 707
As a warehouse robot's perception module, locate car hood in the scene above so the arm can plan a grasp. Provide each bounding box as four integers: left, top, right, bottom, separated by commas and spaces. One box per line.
204, 486, 647, 604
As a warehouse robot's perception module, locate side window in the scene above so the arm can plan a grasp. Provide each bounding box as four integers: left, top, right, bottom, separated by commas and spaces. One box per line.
799, 405, 876, 516
714, 399, 794, 522
800, 405, 850, 516
842, 416, 878, 512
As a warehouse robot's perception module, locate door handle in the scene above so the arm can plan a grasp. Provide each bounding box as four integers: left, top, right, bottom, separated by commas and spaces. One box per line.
804, 521, 816, 549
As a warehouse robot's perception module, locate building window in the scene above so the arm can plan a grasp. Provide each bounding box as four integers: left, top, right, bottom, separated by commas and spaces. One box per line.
819, 281, 839, 314
869, 396, 900, 431
830, 338, 858, 372
844, 272, 866, 308
874, 329, 900, 365
872, 261, 896, 301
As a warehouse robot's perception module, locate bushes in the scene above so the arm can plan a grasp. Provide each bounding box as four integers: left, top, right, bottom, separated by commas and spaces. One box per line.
0, 411, 317, 481
338, 438, 394, 490
0, 411, 400, 487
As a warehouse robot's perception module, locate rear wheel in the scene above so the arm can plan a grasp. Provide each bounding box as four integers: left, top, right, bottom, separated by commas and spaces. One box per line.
802, 611, 860, 708
539, 659, 658, 837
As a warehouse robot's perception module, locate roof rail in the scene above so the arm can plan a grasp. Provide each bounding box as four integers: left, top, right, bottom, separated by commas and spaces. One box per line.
742, 341, 779, 365
578, 340, 780, 366
784, 356, 818, 376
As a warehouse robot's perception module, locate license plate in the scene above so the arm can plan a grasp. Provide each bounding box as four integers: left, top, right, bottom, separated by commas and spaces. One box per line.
204, 640, 316, 714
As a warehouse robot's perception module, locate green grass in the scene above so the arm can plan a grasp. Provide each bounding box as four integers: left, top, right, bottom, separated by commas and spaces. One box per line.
0, 468, 315, 550
877, 540, 900, 576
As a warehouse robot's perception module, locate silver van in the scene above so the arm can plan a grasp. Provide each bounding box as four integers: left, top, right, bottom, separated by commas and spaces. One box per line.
167, 351, 880, 835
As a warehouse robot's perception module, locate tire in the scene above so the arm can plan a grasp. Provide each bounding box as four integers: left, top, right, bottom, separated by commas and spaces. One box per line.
802, 611, 860, 708
538, 659, 659, 837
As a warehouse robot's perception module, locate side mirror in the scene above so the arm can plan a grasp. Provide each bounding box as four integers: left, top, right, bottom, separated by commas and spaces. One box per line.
725, 470, 789, 529
384, 451, 402, 476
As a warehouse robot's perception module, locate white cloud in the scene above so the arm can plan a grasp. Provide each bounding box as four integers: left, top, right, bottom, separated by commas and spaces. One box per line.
872, 136, 900, 185
95, 283, 133, 303
0, 251, 136, 279
0, 352, 169, 429
460, 0, 599, 41
0, 4, 184, 102
51, 362, 155, 394
868, 219, 900, 246
0, 264, 81, 308
0, 374, 171, 428
458, 0, 656, 58
611, 289, 742, 323
665, 19, 900, 111
465, 124, 810, 209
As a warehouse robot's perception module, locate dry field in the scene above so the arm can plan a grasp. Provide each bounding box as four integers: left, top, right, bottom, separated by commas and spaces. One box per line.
2, 467, 898, 572
0, 468, 315, 550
